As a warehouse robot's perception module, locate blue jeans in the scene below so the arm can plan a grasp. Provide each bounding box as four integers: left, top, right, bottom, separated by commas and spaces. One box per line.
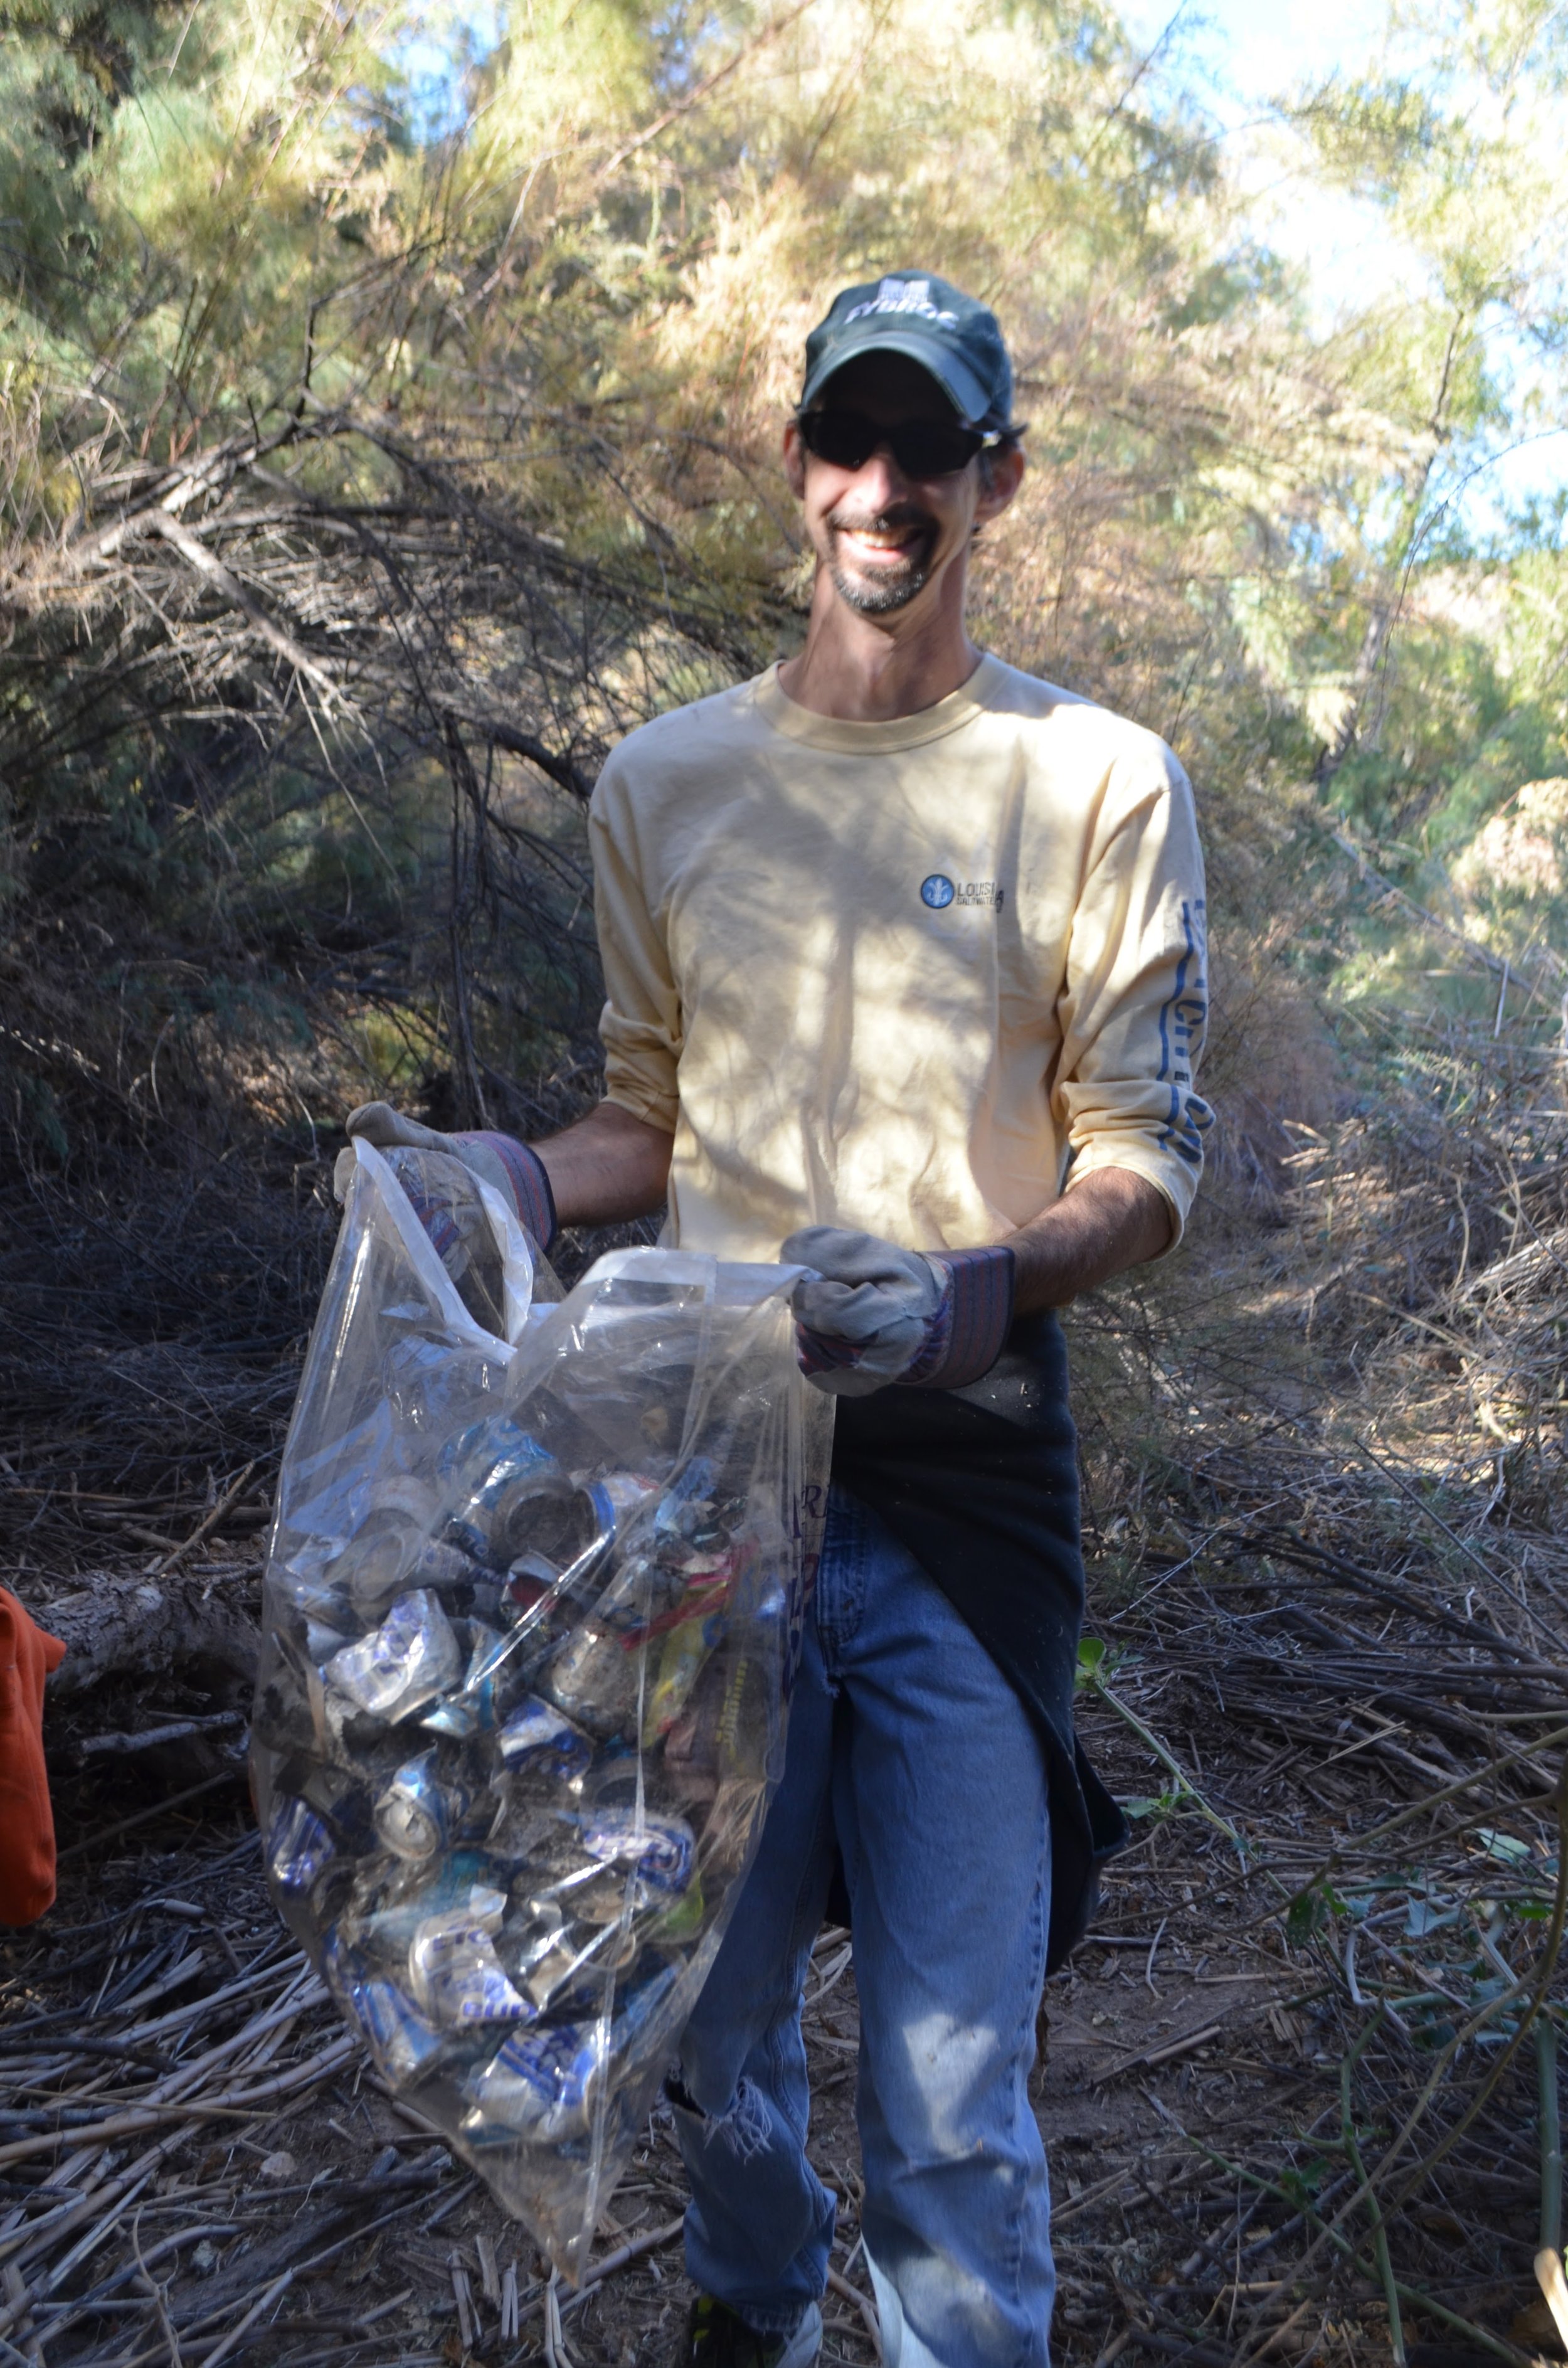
671, 1487, 1055, 2367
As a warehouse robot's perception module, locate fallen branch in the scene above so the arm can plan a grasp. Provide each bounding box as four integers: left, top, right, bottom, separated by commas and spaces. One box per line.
40, 1569, 260, 1702
826, 2264, 882, 2361
80, 1714, 244, 1760
0, 2032, 354, 2174
1085, 1675, 1251, 1862
560, 2217, 684, 2313
1093, 2023, 1225, 2089
148, 1462, 259, 1579
142, 514, 340, 705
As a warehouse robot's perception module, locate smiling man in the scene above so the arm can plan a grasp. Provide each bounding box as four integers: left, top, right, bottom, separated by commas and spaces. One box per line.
349, 273, 1212, 2368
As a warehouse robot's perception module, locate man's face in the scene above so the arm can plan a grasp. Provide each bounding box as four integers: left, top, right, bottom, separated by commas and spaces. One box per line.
782, 353, 1022, 621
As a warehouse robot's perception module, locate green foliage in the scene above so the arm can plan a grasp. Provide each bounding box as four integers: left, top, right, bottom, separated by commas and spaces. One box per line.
1279, 2157, 1333, 2208
1288, 1880, 1349, 1945
2, 0, 1568, 1176
1122, 1791, 1181, 1822
1074, 1636, 1109, 1688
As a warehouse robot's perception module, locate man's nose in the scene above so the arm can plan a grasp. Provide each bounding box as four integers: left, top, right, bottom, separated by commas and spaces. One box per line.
850, 447, 910, 506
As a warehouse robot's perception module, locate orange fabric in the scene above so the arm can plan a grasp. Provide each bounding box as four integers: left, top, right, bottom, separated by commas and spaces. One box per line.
0, 1589, 66, 1926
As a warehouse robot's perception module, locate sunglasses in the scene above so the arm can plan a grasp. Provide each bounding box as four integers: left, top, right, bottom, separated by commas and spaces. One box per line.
795, 407, 1004, 479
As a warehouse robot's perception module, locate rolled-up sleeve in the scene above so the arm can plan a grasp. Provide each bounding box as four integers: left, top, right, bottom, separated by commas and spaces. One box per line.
589, 759, 681, 1135
1054, 749, 1212, 1243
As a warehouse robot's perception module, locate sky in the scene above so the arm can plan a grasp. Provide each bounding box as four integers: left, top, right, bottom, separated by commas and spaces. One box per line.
1117, 1, 1436, 339
1119, 0, 1378, 109
1118, 0, 1568, 531
412, 0, 1568, 529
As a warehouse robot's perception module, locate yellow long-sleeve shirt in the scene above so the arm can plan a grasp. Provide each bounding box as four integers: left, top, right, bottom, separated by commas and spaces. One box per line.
589, 654, 1210, 1263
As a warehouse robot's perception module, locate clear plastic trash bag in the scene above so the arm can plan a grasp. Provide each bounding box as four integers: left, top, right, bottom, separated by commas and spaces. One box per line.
251, 1140, 832, 2276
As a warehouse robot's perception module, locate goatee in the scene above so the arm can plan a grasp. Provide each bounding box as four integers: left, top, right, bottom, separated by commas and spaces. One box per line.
825, 507, 935, 615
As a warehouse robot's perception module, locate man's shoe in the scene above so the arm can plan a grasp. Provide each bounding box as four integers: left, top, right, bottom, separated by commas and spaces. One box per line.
682, 2295, 822, 2367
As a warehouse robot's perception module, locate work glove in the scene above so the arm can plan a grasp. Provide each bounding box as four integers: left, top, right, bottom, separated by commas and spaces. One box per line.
341, 1102, 559, 1253
781, 1226, 1015, 1398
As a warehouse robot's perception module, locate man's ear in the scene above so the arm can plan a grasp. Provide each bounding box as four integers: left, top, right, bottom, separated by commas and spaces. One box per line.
975, 440, 1025, 526
782, 417, 807, 501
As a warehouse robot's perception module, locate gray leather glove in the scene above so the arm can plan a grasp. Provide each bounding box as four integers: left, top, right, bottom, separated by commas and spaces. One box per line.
342, 1102, 558, 1251
782, 1225, 1015, 1398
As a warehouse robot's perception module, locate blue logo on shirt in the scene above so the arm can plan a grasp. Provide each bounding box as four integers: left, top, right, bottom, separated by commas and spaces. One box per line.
920, 874, 955, 909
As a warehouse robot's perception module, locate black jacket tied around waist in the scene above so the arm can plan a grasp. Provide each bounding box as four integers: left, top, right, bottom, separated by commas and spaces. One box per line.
829, 1309, 1128, 1975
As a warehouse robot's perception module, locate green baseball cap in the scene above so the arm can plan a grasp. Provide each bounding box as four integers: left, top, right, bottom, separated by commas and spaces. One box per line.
800, 273, 1014, 429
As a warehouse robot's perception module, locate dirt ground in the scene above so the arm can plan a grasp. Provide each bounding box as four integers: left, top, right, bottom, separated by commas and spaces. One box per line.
9, 1116, 1568, 2368
3, 1639, 1554, 2368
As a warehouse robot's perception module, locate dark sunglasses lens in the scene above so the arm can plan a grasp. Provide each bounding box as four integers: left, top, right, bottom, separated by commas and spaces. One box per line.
890, 424, 976, 475
801, 410, 980, 476
804, 411, 875, 468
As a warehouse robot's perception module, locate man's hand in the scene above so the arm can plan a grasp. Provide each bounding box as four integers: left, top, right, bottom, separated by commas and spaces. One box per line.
342, 1098, 674, 1243
345, 1102, 559, 1249
782, 1228, 1015, 1396
782, 1171, 1173, 1397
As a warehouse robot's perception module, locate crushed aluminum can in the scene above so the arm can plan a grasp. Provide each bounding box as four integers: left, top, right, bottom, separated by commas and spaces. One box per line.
440, 1420, 570, 1568
462, 2018, 605, 2142
420, 1622, 507, 1738
354, 1972, 450, 2083
496, 1698, 593, 1785
517, 1913, 639, 2011
305, 1617, 353, 1664
355, 1862, 509, 1958
515, 1928, 587, 2017
538, 1549, 663, 1739
538, 1617, 641, 1741
510, 1472, 652, 1615
375, 1750, 467, 1861
410, 1537, 487, 1593
531, 1485, 618, 1601
462, 1965, 680, 2143
654, 1458, 717, 1540
289, 1758, 381, 1857
580, 1471, 658, 1543
581, 1810, 694, 1900
267, 1796, 334, 1894
326, 1589, 462, 1721
410, 1913, 532, 2029
505, 1550, 560, 1619
467, 1483, 650, 1714
331, 1475, 442, 1610
326, 1933, 451, 2081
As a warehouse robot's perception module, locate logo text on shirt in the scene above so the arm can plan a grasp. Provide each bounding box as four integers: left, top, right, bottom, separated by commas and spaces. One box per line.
921, 874, 1004, 911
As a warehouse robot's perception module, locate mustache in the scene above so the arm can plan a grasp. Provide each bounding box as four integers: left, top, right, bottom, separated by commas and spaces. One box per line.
825, 504, 936, 537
